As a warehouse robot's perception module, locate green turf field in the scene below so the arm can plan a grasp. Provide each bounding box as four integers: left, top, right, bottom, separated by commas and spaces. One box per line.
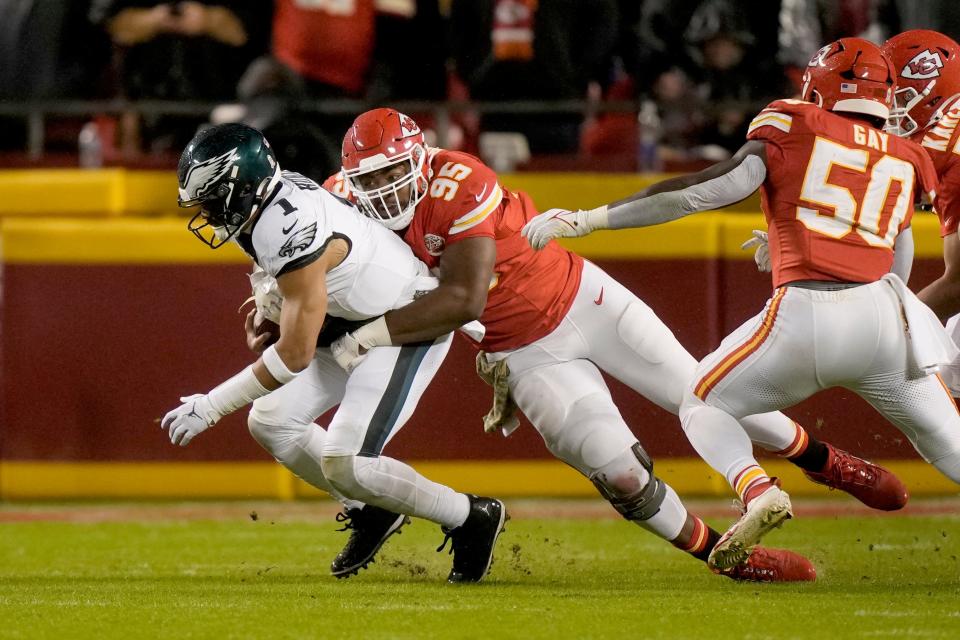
1, 499, 958, 639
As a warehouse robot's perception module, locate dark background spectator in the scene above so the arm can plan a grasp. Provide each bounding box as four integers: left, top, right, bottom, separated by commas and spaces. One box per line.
5, 0, 960, 171
450, 0, 619, 154
0, 1, 111, 151
90, 1, 271, 155
233, 0, 445, 181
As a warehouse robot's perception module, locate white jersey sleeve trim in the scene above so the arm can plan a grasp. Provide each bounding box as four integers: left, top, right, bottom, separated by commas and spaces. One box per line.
449, 184, 503, 235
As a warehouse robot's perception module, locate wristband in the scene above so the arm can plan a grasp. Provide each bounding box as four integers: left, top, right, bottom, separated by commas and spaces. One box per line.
206, 364, 270, 417
585, 205, 610, 231
261, 344, 299, 384
353, 316, 393, 349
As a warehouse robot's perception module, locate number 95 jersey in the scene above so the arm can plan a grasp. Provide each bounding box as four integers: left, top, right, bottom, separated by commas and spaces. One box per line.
748, 99, 939, 287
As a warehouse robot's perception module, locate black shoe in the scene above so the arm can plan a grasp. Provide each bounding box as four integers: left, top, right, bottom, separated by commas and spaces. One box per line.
436, 495, 507, 583
330, 505, 409, 578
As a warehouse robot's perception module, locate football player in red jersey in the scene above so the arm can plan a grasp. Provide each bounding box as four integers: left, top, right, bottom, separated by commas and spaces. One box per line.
883, 29, 960, 395
524, 38, 960, 570
323, 106, 907, 582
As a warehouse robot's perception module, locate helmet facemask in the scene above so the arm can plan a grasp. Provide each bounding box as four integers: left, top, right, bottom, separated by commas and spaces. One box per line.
181, 167, 277, 249
344, 144, 427, 231
886, 83, 931, 136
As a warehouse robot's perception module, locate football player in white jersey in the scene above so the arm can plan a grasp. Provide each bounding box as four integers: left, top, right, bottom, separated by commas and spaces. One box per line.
161, 123, 506, 583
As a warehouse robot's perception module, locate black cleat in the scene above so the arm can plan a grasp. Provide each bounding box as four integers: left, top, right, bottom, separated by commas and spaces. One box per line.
436, 495, 507, 583
330, 505, 409, 579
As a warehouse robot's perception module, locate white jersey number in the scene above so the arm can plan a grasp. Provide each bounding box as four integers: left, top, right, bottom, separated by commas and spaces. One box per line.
797, 137, 915, 248
429, 162, 473, 201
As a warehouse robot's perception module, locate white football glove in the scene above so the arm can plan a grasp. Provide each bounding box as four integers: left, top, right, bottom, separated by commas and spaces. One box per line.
522, 208, 596, 250
247, 266, 283, 325
740, 229, 771, 273
330, 332, 366, 374
161, 394, 222, 446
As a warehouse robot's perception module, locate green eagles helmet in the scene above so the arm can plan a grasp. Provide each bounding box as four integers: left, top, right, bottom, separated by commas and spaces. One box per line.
177, 123, 279, 248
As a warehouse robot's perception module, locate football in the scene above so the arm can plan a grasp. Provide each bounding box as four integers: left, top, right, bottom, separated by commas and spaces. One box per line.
256, 318, 280, 347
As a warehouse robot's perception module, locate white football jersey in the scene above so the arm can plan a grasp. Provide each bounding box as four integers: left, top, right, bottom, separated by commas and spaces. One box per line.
239, 171, 436, 320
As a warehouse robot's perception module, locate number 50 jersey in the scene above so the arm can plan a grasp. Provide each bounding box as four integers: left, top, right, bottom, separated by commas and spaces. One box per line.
747, 99, 939, 287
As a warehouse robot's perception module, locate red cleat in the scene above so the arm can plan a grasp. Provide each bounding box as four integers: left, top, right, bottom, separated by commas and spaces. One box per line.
804, 444, 909, 511
717, 546, 816, 583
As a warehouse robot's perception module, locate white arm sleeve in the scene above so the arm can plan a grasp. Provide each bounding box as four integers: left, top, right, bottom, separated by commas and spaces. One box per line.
891, 226, 914, 284
607, 154, 768, 229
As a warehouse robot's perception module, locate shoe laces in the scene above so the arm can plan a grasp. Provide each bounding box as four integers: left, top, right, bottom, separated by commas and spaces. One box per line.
335, 511, 357, 533
829, 450, 877, 486
436, 527, 455, 555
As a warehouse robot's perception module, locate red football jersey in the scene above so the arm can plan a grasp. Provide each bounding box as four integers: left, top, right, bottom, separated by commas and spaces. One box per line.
910, 95, 960, 237
325, 149, 583, 351
747, 99, 939, 287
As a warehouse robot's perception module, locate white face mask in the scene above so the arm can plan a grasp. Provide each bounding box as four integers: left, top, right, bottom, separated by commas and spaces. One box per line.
345, 146, 427, 231
885, 85, 927, 136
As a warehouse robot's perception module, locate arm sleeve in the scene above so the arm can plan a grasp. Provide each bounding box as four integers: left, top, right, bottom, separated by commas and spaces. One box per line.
890, 226, 914, 284
607, 154, 767, 229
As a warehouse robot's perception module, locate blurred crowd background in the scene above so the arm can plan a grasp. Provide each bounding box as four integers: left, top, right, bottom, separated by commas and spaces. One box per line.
2, 0, 959, 179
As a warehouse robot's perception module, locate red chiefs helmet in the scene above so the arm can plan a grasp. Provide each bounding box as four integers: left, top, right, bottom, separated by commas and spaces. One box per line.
341, 108, 429, 230
882, 29, 960, 137
801, 38, 896, 122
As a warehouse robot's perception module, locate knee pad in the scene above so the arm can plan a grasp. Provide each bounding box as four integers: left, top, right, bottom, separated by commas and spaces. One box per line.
247, 408, 310, 456
540, 390, 638, 474
321, 454, 382, 503
590, 442, 667, 522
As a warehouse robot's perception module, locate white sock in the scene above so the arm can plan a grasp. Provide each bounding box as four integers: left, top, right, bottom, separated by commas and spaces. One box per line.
324, 454, 471, 529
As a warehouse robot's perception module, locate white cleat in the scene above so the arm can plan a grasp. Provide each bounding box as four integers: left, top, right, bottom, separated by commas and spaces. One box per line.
708, 485, 793, 570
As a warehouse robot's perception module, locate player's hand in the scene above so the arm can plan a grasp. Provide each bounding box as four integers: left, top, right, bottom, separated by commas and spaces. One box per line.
740, 229, 771, 273
244, 309, 273, 354
522, 208, 595, 250
161, 394, 221, 446
331, 332, 367, 374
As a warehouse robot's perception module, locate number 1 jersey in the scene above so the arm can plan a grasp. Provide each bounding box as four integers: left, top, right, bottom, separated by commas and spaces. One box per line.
747, 99, 938, 287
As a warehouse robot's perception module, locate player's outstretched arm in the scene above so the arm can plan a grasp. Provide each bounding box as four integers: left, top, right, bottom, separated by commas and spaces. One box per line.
161, 241, 346, 446
381, 236, 495, 343
522, 141, 768, 250
890, 226, 915, 284
918, 232, 960, 321
329, 237, 496, 371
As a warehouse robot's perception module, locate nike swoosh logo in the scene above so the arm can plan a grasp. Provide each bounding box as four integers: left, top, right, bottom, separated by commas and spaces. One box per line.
282, 222, 297, 234
474, 184, 488, 202
593, 287, 604, 305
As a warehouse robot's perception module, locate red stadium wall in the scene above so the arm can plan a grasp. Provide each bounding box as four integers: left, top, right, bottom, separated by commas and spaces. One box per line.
0, 172, 956, 499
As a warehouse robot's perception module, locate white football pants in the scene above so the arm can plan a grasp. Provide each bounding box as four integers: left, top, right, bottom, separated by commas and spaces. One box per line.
247, 333, 470, 529
681, 281, 960, 488
488, 260, 805, 539
942, 314, 960, 397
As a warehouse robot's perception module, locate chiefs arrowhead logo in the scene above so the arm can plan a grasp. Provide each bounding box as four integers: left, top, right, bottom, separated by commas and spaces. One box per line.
903, 50, 943, 80
399, 113, 420, 138
808, 44, 833, 68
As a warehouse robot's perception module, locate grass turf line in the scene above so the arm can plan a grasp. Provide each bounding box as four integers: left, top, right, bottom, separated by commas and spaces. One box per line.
0, 502, 958, 639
